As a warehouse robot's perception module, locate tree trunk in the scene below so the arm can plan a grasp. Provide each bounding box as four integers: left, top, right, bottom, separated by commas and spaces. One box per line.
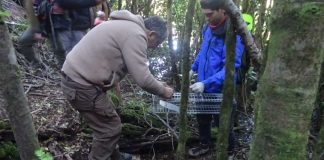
125, 0, 131, 11
143, 0, 153, 17
313, 62, 324, 159
254, 0, 267, 51
216, 18, 236, 160
131, 0, 137, 13
249, 1, 324, 159
176, 0, 196, 159
241, 0, 250, 13
167, 0, 181, 91
23, 0, 39, 29
118, 0, 122, 10
221, 0, 262, 73
0, 8, 40, 160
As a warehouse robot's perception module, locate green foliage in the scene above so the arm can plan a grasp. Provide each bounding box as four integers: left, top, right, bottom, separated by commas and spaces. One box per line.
120, 98, 163, 128
121, 99, 150, 124
299, 3, 321, 16
0, 10, 10, 18
34, 148, 53, 160
0, 141, 20, 160
211, 127, 218, 140
107, 91, 120, 107
122, 123, 146, 137
14, 21, 29, 33
0, 120, 10, 130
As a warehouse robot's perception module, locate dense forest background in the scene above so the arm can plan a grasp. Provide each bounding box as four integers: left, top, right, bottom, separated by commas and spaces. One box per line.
0, 0, 323, 159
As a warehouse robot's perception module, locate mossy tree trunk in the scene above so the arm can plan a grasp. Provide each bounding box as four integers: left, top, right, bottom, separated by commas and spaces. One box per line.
0, 6, 40, 160
221, 0, 262, 72
118, 0, 122, 10
249, 1, 324, 159
313, 62, 324, 159
254, 0, 267, 51
176, 0, 196, 159
167, 0, 181, 91
216, 19, 236, 160
143, 0, 153, 18
131, 0, 137, 14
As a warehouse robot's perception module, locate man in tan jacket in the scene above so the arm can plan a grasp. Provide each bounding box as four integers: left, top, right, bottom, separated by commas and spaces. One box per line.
61, 10, 173, 160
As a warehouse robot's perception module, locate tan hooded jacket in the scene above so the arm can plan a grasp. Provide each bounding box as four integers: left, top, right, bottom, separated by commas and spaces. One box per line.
62, 10, 165, 96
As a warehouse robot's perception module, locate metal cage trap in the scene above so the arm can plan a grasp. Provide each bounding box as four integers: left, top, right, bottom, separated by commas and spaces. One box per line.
152, 92, 223, 114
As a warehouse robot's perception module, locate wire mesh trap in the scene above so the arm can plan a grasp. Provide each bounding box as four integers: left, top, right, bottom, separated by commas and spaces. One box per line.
152, 92, 222, 114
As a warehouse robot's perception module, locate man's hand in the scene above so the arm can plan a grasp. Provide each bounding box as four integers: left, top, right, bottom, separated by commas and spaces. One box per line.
33, 33, 45, 41
161, 87, 174, 99
190, 82, 204, 93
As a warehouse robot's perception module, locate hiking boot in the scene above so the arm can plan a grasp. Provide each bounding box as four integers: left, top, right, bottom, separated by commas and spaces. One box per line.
188, 144, 210, 157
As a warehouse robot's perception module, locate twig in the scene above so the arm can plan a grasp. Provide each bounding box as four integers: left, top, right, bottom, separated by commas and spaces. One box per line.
149, 112, 179, 139
23, 72, 57, 84
24, 83, 45, 94
28, 93, 48, 97
125, 76, 137, 94
31, 97, 49, 114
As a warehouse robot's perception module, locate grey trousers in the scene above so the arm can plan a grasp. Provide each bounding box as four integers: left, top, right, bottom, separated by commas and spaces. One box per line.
17, 27, 86, 66
61, 74, 122, 160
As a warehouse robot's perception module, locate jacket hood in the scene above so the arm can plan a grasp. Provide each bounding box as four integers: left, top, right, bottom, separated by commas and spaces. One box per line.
110, 10, 145, 30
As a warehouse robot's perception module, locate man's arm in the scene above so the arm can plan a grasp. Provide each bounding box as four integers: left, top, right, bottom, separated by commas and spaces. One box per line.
121, 32, 170, 97
191, 51, 202, 72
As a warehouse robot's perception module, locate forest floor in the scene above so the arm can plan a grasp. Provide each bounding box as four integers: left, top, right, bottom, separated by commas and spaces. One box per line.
0, 1, 255, 159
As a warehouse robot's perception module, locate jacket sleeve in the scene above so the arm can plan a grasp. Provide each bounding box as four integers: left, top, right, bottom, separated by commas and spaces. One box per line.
191, 51, 202, 72
202, 35, 245, 86
55, 0, 98, 9
121, 32, 165, 96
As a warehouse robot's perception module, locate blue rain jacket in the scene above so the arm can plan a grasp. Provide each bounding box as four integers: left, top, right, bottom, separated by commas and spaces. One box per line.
191, 26, 245, 93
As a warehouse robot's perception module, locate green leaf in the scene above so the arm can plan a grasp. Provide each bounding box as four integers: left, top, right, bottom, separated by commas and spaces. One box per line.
0, 10, 10, 18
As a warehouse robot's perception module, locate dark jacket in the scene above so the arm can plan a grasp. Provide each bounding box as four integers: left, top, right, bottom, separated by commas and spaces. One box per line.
36, 0, 97, 34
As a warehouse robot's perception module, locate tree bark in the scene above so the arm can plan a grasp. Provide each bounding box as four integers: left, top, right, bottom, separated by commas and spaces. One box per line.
23, 0, 39, 30
131, 0, 137, 14
176, 0, 196, 159
143, 0, 153, 17
0, 7, 40, 160
249, 1, 324, 159
216, 18, 236, 160
118, 0, 122, 10
313, 62, 324, 159
167, 0, 181, 91
254, 0, 267, 51
221, 0, 262, 71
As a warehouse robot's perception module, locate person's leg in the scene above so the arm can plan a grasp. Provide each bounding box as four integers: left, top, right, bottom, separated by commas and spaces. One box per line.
197, 114, 213, 146
188, 114, 212, 157
17, 27, 39, 62
79, 89, 121, 160
61, 77, 122, 160
68, 30, 87, 54
53, 30, 86, 65
48, 31, 66, 66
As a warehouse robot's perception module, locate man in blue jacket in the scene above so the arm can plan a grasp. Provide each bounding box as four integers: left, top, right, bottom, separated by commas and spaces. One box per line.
17, 0, 106, 67
188, 0, 244, 157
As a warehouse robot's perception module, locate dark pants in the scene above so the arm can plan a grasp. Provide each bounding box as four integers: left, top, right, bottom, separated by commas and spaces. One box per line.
17, 27, 86, 66
196, 103, 236, 152
61, 74, 122, 160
